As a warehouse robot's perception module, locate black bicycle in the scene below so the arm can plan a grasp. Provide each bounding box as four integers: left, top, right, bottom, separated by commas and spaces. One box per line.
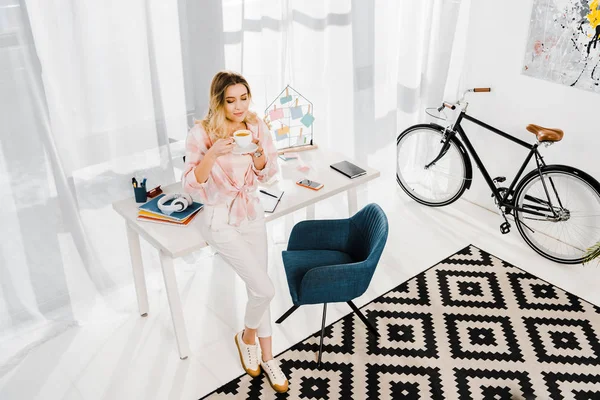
396, 88, 600, 264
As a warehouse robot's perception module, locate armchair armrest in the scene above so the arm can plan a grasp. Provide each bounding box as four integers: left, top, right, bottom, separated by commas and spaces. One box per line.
287, 219, 351, 252
298, 261, 374, 305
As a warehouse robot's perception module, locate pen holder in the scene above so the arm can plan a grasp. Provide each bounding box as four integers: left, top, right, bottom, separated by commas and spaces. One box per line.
134, 186, 147, 203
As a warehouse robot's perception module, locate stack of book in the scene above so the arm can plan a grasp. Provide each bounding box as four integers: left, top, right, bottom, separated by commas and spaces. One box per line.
137, 194, 203, 226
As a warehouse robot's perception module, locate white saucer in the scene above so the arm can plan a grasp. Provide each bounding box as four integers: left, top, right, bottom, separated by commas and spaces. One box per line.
232, 142, 258, 155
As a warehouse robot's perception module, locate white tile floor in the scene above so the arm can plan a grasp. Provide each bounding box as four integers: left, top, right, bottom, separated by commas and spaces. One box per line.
1, 171, 599, 400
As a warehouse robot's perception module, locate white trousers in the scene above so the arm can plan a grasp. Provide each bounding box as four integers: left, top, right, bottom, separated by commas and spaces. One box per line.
198, 204, 274, 337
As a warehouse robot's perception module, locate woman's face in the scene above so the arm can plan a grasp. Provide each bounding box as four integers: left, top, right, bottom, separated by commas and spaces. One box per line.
223, 83, 249, 123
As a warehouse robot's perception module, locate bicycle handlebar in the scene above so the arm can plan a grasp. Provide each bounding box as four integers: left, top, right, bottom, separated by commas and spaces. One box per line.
437, 102, 456, 112
437, 87, 492, 111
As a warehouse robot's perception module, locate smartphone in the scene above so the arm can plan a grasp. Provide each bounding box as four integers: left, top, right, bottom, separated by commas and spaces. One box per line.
296, 178, 324, 191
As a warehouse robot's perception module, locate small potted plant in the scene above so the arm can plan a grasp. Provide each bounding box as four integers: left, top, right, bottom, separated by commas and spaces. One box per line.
583, 242, 600, 265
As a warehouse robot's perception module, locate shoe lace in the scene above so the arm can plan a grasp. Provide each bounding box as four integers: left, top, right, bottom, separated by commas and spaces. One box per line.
266, 360, 285, 381
246, 344, 258, 365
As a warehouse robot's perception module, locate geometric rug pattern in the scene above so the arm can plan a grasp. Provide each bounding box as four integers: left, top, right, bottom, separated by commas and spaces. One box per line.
201, 245, 600, 399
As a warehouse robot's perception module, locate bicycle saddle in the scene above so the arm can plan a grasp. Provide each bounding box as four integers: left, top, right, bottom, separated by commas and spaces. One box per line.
526, 124, 564, 142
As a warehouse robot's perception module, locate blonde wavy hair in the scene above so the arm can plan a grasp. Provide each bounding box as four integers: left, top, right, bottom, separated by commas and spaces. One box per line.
198, 71, 259, 141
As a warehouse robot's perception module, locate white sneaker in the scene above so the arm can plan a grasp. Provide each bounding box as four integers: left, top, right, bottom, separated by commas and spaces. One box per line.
234, 331, 261, 377
261, 359, 289, 393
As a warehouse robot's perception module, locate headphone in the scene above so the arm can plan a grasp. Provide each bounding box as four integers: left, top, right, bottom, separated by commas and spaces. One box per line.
157, 193, 193, 215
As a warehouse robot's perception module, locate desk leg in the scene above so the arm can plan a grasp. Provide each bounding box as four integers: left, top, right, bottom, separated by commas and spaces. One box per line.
159, 250, 190, 360
282, 214, 294, 243
306, 204, 315, 220
126, 222, 149, 317
347, 187, 358, 216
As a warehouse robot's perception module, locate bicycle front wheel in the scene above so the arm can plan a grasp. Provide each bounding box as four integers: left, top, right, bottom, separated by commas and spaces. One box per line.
513, 167, 600, 264
396, 125, 469, 206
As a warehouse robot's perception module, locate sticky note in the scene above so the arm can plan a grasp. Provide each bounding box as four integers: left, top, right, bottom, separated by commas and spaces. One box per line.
300, 113, 315, 128
292, 136, 305, 146
280, 88, 292, 104
277, 125, 290, 135
269, 108, 284, 121
290, 106, 303, 119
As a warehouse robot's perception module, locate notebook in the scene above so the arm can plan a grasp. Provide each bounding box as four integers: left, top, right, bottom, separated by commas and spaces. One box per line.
139, 209, 197, 223
137, 212, 199, 227
138, 194, 204, 222
259, 188, 284, 213
278, 153, 299, 161
330, 161, 367, 179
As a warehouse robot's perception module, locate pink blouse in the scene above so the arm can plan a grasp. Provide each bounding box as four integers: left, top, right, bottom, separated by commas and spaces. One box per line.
181, 119, 279, 226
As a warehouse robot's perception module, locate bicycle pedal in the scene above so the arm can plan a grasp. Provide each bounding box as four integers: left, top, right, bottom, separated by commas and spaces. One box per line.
493, 176, 506, 183
500, 222, 511, 234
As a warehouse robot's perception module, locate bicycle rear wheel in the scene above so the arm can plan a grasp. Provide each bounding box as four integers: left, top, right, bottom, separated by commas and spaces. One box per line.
513, 166, 600, 264
396, 125, 469, 206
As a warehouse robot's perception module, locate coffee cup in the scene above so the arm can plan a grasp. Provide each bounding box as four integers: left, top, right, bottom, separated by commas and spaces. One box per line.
233, 130, 252, 148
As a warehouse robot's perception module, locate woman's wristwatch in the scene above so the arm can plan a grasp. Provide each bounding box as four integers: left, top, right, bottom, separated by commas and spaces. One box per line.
253, 149, 263, 158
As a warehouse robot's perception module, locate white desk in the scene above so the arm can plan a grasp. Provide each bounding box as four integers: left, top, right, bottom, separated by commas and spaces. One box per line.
112, 149, 380, 359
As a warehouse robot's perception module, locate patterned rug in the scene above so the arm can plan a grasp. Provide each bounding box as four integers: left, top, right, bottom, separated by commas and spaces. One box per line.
201, 245, 600, 399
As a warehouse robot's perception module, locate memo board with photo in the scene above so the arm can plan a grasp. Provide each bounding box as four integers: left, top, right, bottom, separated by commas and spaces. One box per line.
264, 85, 316, 153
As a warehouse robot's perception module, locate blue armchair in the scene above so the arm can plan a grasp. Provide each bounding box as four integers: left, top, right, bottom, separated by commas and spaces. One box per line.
276, 203, 389, 366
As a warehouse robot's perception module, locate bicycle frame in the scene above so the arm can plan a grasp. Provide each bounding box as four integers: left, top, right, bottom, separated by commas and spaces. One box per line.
445, 111, 558, 218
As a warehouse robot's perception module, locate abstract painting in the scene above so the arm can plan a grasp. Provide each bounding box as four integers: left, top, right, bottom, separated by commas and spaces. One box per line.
523, 0, 600, 93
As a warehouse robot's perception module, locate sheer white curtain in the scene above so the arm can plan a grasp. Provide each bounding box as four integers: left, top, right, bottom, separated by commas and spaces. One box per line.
26, 0, 189, 173
0, 0, 468, 375
0, 0, 187, 374
182, 0, 469, 167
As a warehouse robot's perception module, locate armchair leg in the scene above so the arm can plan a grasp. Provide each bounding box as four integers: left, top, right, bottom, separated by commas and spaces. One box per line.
347, 301, 379, 337
275, 305, 299, 324
317, 303, 327, 368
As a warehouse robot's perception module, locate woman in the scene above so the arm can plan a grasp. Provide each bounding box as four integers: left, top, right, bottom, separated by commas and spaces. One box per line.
182, 71, 288, 393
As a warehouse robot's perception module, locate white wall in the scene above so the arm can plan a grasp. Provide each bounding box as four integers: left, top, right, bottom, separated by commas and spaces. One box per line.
459, 0, 600, 210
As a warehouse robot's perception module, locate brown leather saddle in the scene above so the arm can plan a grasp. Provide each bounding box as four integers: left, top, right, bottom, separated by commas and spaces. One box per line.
526, 124, 564, 142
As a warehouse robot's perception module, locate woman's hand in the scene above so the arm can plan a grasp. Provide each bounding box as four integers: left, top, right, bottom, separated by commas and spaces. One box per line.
252, 139, 267, 170
193, 138, 232, 183
207, 138, 234, 159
